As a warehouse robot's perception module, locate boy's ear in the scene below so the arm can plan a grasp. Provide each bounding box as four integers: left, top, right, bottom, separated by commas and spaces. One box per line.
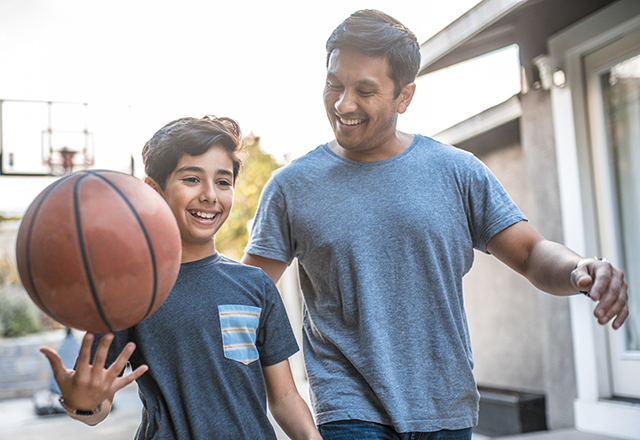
144, 176, 163, 195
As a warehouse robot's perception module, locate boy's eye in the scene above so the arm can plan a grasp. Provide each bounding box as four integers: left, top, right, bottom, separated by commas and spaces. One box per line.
182, 177, 199, 183
217, 179, 232, 187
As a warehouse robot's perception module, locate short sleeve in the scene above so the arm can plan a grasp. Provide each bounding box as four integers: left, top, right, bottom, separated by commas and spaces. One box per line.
464, 157, 527, 253
244, 174, 295, 264
255, 274, 299, 366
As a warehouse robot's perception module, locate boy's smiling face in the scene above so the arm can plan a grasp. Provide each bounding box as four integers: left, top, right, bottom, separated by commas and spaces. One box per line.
152, 145, 234, 263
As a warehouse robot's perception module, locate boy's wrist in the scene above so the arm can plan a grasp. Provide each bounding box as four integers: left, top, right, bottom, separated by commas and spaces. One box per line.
58, 395, 103, 416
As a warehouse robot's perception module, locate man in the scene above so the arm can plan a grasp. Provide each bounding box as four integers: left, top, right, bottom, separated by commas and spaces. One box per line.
242, 9, 628, 439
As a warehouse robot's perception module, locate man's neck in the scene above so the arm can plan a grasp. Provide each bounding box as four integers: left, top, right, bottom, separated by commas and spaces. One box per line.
330, 132, 414, 162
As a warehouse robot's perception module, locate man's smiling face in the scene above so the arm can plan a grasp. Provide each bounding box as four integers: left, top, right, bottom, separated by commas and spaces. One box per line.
323, 47, 400, 159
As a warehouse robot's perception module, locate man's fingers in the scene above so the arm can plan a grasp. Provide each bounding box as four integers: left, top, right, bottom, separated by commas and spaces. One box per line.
586, 260, 616, 301
611, 304, 629, 330
593, 268, 621, 315
572, 258, 629, 330
595, 279, 628, 326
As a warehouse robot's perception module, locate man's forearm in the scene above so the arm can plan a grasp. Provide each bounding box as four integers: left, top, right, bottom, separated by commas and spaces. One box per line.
524, 239, 583, 296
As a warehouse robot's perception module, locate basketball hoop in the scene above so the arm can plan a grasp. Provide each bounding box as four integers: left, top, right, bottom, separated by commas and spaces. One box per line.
42, 102, 95, 176
44, 143, 95, 176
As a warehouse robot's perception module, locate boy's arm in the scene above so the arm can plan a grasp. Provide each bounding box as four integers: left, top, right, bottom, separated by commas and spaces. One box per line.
40, 332, 148, 426
262, 359, 322, 440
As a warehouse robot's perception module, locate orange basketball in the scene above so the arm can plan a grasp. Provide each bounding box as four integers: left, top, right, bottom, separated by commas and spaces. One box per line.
15, 169, 181, 334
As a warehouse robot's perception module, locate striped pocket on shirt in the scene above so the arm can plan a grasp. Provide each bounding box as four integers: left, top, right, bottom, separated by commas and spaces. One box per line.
218, 304, 261, 365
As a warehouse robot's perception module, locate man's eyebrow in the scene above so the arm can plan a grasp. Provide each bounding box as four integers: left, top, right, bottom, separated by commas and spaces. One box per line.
326, 73, 379, 88
355, 78, 380, 88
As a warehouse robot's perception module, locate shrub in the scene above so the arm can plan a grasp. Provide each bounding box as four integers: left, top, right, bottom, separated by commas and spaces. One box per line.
0, 284, 44, 337
0, 252, 20, 286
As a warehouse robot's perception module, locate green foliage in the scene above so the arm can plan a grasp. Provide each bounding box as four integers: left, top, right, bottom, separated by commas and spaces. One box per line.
0, 252, 21, 286
216, 134, 281, 261
0, 253, 53, 338
0, 284, 43, 337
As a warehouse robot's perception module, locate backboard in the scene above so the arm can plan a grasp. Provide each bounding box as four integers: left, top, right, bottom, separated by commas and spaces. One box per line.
0, 100, 132, 176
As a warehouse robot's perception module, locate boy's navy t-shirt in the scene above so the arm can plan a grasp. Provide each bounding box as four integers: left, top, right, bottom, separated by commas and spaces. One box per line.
92, 253, 299, 439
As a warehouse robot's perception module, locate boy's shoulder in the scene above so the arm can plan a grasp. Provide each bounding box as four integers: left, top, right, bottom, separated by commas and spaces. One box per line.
179, 253, 269, 281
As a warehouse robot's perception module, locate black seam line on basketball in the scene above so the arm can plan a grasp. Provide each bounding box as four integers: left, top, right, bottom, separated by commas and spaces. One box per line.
24, 175, 74, 321
89, 171, 159, 321
74, 173, 115, 333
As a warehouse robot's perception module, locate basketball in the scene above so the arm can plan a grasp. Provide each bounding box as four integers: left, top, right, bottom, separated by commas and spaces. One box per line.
15, 169, 182, 334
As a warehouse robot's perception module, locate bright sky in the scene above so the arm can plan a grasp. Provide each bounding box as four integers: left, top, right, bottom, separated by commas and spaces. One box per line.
0, 0, 521, 215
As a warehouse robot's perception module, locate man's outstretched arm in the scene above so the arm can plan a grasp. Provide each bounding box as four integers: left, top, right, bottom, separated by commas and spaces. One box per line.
486, 220, 628, 329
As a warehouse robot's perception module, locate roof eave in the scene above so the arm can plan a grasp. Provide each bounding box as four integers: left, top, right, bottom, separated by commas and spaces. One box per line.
418, 0, 528, 76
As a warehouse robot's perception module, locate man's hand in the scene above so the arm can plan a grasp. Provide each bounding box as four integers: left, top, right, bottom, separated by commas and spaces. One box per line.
572, 258, 629, 329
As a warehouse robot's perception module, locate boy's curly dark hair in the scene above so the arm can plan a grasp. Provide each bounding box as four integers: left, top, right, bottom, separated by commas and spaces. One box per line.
142, 116, 243, 190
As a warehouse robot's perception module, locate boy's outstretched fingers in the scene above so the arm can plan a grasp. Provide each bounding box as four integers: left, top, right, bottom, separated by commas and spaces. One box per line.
572, 258, 629, 329
41, 332, 148, 412
109, 342, 149, 389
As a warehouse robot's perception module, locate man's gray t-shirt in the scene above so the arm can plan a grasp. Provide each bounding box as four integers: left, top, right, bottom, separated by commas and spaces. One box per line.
245, 135, 527, 432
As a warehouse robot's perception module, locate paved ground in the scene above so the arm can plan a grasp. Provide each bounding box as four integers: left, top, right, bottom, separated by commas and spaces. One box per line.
0, 381, 628, 440
0, 380, 294, 439
0, 382, 142, 440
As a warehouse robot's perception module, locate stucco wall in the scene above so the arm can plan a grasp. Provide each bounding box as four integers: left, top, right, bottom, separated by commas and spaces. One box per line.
463, 143, 547, 393
461, 89, 577, 431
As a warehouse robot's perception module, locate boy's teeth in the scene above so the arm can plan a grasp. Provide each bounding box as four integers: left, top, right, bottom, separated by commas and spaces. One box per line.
193, 211, 215, 219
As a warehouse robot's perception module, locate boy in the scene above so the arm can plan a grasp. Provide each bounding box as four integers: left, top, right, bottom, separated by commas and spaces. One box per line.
41, 116, 322, 440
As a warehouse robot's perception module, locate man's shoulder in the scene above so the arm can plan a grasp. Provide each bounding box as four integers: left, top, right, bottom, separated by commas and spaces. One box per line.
267, 144, 332, 188
412, 134, 481, 168
414, 134, 473, 155
275, 144, 330, 172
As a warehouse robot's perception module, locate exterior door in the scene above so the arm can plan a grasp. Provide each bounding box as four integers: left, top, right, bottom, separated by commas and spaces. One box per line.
585, 27, 640, 398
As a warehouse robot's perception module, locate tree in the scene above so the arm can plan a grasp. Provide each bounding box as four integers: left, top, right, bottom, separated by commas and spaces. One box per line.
215, 134, 281, 261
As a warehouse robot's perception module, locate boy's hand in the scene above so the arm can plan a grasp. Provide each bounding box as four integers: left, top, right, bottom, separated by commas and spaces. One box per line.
572, 257, 629, 329
40, 332, 148, 412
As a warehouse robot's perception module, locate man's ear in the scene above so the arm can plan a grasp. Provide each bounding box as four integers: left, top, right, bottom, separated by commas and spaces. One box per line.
144, 176, 163, 195
396, 82, 416, 115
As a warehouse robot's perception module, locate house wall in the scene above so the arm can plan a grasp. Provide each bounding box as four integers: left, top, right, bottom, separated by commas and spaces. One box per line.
463, 142, 547, 394
519, 88, 577, 429
456, 90, 577, 430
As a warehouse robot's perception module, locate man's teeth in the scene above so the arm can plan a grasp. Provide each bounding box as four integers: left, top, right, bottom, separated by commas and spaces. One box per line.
192, 211, 215, 219
340, 117, 364, 126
